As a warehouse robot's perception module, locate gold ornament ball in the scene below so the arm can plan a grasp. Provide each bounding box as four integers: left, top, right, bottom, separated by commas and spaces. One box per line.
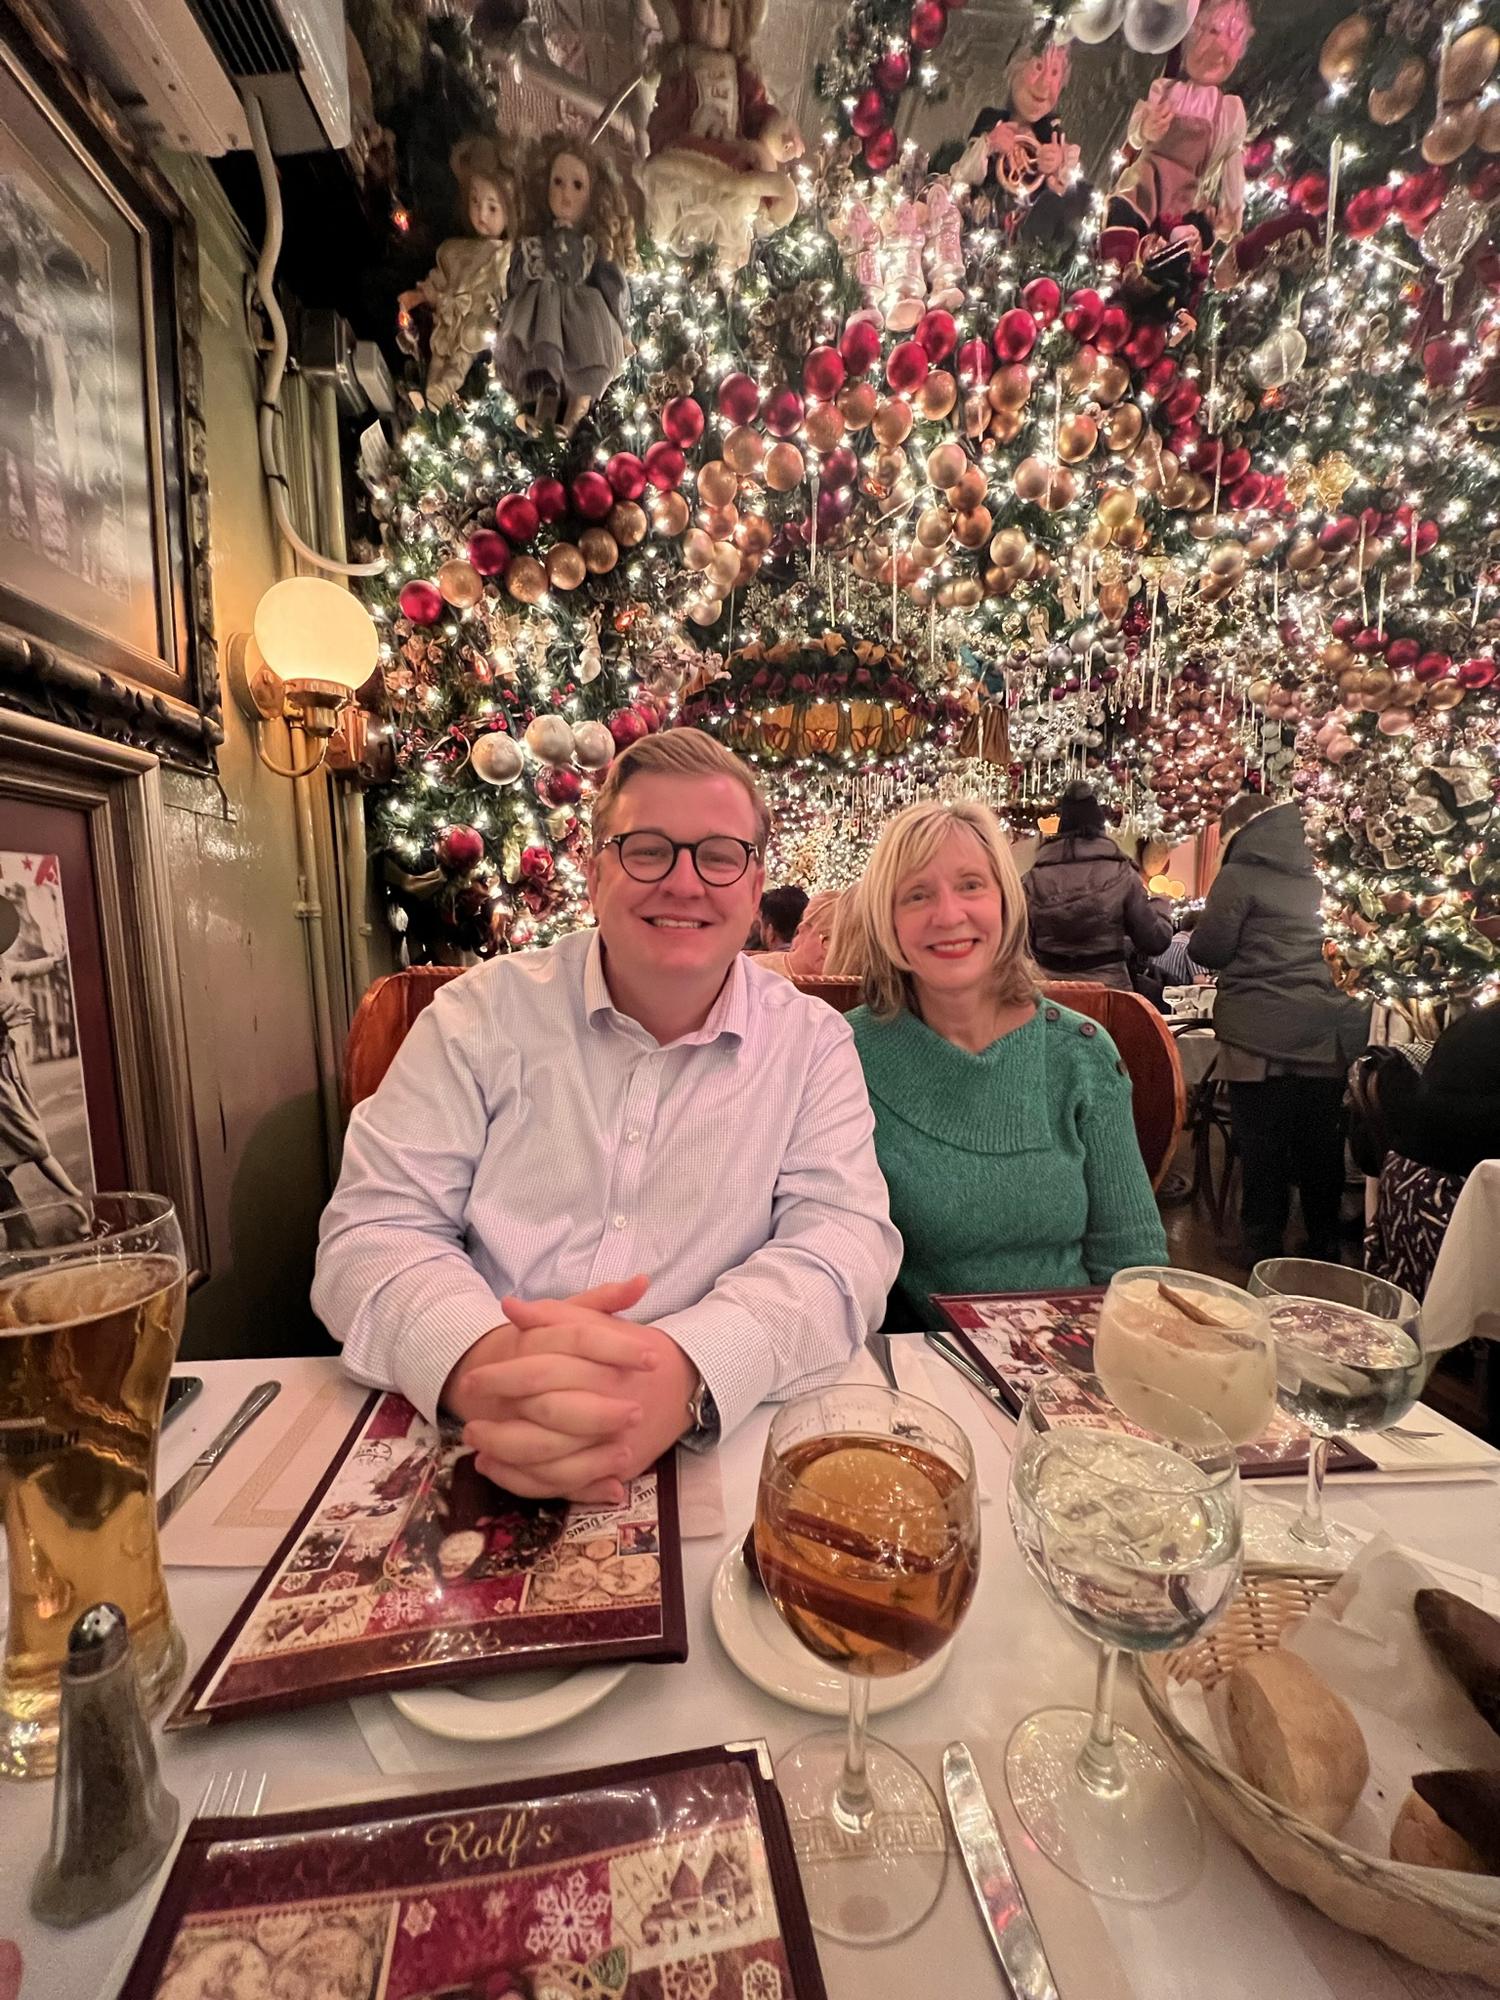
579, 527, 619, 574
991, 364, 1032, 411
709, 540, 741, 591
1319, 14, 1372, 84
1327, 566, 1361, 599
1369, 54, 1427, 124
722, 425, 765, 475
701, 503, 739, 540
544, 542, 587, 590
1040, 467, 1077, 512
838, 382, 878, 429
954, 505, 992, 549
738, 513, 773, 554
1104, 404, 1144, 453
1060, 349, 1097, 398
437, 557, 484, 608
1390, 677, 1423, 710
1358, 666, 1396, 706
989, 407, 1024, 443
949, 576, 983, 607
805, 402, 845, 454
1427, 680, 1466, 710
1442, 25, 1498, 103
916, 371, 957, 421
1082, 519, 1112, 553
506, 554, 547, 603
909, 537, 941, 569
1097, 485, 1136, 530
1014, 456, 1051, 502
916, 504, 953, 548
1424, 102, 1480, 162
1093, 358, 1130, 405
926, 441, 967, 490
1321, 640, 1356, 673
687, 597, 721, 627
765, 441, 805, 491
872, 399, 914, 447
1247, 524, 1281, 559
1057, 413, 1099, 464
984, 565, 1013, 596
1114, 517, 1149, 552
1207, 539, 1247, 579
1481, 98, 1500, 151
697, 459, 738, 510
949, 466, 988, 511
608, 501, 648, 547
681, 526, 715, 571
990, 526, 1029, 567
1286, 535, 1323, 573
650, 490, 691, 537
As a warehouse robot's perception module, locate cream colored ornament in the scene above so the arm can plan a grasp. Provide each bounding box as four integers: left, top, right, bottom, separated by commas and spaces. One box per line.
524, 713, 575, 764
1249, 325, 1307, 390
469, 732, 525, 785
571, 719, 615, 768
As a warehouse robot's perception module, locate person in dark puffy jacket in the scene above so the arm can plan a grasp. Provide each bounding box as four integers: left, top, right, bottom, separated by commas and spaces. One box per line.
1191, 794, 1371, 1266
1023, 783, 1172, 990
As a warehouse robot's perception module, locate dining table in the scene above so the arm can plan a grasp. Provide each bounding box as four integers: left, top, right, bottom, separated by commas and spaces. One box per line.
4, 1346, 1499, 2000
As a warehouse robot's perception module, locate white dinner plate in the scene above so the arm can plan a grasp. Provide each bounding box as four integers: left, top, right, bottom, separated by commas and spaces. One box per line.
391, 1661, 630, 1742
710, 1542, 952, 1716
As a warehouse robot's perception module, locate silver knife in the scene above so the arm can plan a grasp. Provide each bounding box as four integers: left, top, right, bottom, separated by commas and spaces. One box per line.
157, 1382, 280, 1530
944, 1742, 1059, 2000
924, 1332, 1014, 1416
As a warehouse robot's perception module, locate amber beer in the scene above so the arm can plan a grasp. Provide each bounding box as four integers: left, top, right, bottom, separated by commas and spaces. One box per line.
0, 1228, 187, 1780
754, 1433, 978, 1677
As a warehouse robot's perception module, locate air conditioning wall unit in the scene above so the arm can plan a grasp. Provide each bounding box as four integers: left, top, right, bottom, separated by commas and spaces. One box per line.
53, 0, 350, 156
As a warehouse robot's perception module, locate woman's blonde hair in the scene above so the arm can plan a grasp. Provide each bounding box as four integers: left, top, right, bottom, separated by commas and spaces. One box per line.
855, 800, 1038, 1020
822, 889, 865, 978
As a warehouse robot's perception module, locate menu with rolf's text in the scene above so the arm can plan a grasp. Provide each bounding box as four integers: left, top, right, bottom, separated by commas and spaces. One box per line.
120, 1744, 826, 2000
932, 1289, 1374, 1478
169, 1392, 686, 1727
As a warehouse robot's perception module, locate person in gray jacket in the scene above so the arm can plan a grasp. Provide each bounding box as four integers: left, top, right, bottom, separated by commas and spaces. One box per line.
1191, 795, 1372, 1266
1024, 783, 1172, 989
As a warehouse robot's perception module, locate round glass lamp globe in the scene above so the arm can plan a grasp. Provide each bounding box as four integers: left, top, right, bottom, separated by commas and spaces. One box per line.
253, 577, 379, 691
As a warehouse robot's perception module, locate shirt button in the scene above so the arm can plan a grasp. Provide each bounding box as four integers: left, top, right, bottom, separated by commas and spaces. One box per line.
626, 1129, 641, 1143
613, 1214, 627, 1230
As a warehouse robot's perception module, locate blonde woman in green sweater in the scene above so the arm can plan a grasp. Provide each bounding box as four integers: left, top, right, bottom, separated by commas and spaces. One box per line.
847, 800, 1167, 1327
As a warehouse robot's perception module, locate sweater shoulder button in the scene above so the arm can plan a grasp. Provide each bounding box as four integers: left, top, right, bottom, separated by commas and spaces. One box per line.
1078, 1020, 1097, 1038
1117, 1058, 1129, 1076
1043, 1005, 1060, 1022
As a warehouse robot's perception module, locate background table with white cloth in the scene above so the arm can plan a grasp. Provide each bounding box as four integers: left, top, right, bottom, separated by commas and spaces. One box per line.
3, 1351, 1498, 2000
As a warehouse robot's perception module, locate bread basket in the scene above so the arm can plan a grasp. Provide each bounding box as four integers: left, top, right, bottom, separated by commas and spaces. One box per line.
1137, 1569, 1500, 1986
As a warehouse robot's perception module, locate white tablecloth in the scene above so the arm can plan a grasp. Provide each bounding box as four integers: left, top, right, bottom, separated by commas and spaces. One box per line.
1422, 1158, 1500, 1351
4, 1354, 1499, 2000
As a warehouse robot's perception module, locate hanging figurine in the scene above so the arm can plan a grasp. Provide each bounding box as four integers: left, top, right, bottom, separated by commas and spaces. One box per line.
1103, 0, 1254, 298
494, 135, 635, 437
398, 137, 515, 411
953, 40, 1088, 247
643, 0, 804, 269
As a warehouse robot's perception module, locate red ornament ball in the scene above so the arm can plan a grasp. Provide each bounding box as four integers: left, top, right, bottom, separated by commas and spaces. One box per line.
605, 452, 647, 500
1289, 172, 1330, 214
398, 579, 443, 625
821, 444, 859, 489
437, 825, 485, 873
1124, 321, 1167, 368
644, 441, 686, 490
1384, 637, 1420, 670
886, 339, 929, 392
538, 766, 584, 806
519, 844, 555, 883
717, 372, 761, 425
1394, 166, 1446, 226
909, 0, 947, 49
956, 337, 993, 386
1143, 356, 1178, 397
993, 309, 1038, 363
1415, 651, 1453, 683
1351, 627, 1384, 656
840, 318, 883, 375
763, 385, 805, 437
851, 85, 890, 139
496, 494, 540, 543
1062, 288, 1103, 341
466, 529, 511, 576
1415, 519, 1441, 555
803, 344, 847, 400
662, 396, 705, 447
529, 477, 568, 522
1343, 185, 1393, 238
1163, 381, 1202, 425
1423, 338, 1461, 389
570, 471, 614, 521
1094, 304, 1131, 354
1021, 277, 1062, 325
916, 308, 958, 362
1331, 612, 1359, 639
874, 48, 911, 92
1458, 656, 1497, 689
608, 707, 651, 749
862, 127, 899, 171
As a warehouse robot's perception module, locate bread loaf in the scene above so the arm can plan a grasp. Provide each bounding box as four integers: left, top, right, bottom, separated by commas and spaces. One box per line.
1390, 1789, 1492, 1873
1415, 1588, 1500, 1737
1224, 1650, 1369, 1833
1412, 1770, 1500, 1873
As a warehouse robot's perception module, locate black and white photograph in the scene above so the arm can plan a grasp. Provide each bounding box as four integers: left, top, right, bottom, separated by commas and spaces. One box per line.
0, 848, 93, 1221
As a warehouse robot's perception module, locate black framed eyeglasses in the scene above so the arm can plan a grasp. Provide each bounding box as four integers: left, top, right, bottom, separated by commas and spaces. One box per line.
596, 832, 761, 886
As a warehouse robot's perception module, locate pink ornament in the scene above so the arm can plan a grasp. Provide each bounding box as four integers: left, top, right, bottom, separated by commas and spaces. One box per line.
570, 471, 614, 520
606, 452, 647, 500
916, 308, 958, 362
399, 579, 444, 625
956, 337, 993, 386
763, 386, 805, 437
1378, 709, 1416, 735
840, 318, 883, 375
644, 441, 686, 490
1021, 277, 1062, 326
496, 494, 540, 543
529, 477, 568, 522
1458, 655, 1497, 689
1062, 288, 1103, 341
437, 825, 485, 873
662, 396, 706, 447
851, 86, 890, 139
909, 0, 947, 50
886, 340, 929, 392
1415, 651, 1453, 682
863, 127, 899, 171
803, 344, 847, 400
608, 707, 651, 749
874, 49, 911, 92
993, 309, 1038, 363
717, 372, 761, 424
466, 529, 511, 576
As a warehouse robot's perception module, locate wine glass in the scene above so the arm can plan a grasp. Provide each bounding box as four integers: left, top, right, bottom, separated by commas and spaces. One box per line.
0, 1194, 188, 1779
1246, 1258, 1425, 1569
1006, 1375, 1242, 1903
753, 1385, 980, 1944
1094, 1266, 1274, 1447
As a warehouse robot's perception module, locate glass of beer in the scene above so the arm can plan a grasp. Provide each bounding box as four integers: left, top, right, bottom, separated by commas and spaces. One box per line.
0, 1193, 188, 1779
753, 1384, 979, 1944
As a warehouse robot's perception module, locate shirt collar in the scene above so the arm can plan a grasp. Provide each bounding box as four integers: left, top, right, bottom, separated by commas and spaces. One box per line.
583, 931, 749, 1047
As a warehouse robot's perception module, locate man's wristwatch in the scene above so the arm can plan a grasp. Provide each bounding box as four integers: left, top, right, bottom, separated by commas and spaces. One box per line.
683, 1371, 721, 1452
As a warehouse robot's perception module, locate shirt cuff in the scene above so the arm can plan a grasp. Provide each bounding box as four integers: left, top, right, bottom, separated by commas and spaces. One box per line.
653, 1297, 777, 1444
389, 1292, 510, 1427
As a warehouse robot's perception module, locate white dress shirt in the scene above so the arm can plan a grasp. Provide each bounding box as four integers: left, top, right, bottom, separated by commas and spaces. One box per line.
312, 931, 902, 1437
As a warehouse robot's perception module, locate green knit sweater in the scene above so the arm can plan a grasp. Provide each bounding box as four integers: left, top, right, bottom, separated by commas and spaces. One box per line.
849, 1000, 1168, 1327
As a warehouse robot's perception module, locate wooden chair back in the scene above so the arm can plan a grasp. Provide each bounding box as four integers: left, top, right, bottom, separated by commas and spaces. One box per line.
787, 975, 863, 1015
343, 965, 465, 1110
1040, 981, 1185, 1190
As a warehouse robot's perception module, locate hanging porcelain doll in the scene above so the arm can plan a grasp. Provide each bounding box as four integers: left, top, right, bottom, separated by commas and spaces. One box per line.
494, 136, 634, 437
1103, 0, 1253, 293
953, 41, 1088, 246
398, 137, 515, 411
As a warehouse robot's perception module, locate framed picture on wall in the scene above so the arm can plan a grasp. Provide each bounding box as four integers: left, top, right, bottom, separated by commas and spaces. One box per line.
0, 0, 220, 769
0, 716, 206, 1271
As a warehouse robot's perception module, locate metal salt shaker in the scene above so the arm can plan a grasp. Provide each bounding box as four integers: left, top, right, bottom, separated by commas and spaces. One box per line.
30, 1604, 179, 1927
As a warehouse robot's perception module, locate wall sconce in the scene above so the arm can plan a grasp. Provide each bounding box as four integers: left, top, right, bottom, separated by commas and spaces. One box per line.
228, 577, 380, 778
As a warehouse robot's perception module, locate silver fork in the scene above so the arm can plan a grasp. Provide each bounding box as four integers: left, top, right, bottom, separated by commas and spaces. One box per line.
1381, 1429, 1436, 1457
197, 1768, 268, 1820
